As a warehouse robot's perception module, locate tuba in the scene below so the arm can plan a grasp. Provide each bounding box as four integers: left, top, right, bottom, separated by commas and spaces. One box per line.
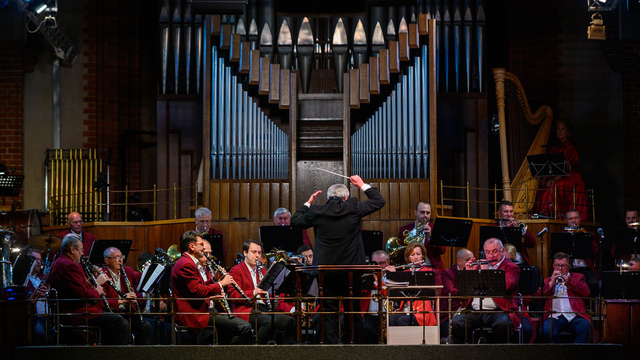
385, 220, 428, 265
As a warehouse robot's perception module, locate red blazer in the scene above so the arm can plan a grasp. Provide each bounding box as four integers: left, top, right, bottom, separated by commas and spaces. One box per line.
489, 222, 536, 265
537, 272, 591, 322
440, 266, 464, 323
101, 266, 144, 311
463, 258, 521, 328
394, 266, 440, 326
228, 261, 266, 322
398, 222, 446, 270
170, 253, 223, 328
48, 254, 104, 325
56, 230, 97, 257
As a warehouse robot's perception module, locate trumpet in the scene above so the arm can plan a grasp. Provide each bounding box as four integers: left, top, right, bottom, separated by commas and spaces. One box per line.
554, 275, 566, 285
498, 218, 528, 236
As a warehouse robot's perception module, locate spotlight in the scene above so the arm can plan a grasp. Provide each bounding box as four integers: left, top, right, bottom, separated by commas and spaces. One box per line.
587, 0, 619, 11
588, 13, 606, 40
26, 0, 48, 14
43, 14, 56, 28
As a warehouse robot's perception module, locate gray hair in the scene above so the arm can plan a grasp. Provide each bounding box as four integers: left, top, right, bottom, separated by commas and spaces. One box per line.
61, 234, 82, 254
195, 207, 212, 219
483, 238, 504, 250
456, 248, 473, 259
327, 184, 349, 199
273, 207, 291, 218
103, 246, 119, 260
371, 250, 389, 260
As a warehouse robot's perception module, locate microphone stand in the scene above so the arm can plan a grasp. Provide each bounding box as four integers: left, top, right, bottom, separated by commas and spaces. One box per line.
537, 229, 547, 299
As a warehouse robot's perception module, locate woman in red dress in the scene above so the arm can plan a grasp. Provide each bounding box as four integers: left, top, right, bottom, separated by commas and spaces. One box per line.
536, 120, 590, 221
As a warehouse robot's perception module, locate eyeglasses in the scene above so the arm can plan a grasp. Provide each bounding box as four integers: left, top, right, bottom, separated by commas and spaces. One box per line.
107, 255, 125, 261
485, 249, 502, 256
70, 220, 83, 225
553, 264, 570, 269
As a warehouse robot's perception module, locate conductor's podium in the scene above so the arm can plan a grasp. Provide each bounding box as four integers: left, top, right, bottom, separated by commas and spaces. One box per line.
386, 283, 442, 345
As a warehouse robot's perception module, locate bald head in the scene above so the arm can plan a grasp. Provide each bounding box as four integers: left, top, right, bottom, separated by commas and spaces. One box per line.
67, 212, 83, 233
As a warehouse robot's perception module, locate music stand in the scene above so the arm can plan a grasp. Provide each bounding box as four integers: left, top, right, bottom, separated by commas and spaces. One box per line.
88, 239, 133, 265
479, 226, 523, 254
429, 218, 473, 268
13, 254, 35, 287
601, 271, 640, 299
613, 228, 640, 258
517, 265, 540, 296
550, 232, 594, 260
259, 226, 304, 253
457, 269, 507, 298
362, 230, 384, 260
137, 263, 167, 293
257, 260, 288, 294
526, 153, 569, 178
202, 233, 224, 260
0, 174, 23, 206
387, 270, 437, 297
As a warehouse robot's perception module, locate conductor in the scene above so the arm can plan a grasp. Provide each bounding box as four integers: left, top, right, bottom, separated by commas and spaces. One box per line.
290, 174, 386, 343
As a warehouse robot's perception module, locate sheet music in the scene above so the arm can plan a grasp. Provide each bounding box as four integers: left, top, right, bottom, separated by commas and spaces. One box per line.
138, 263, 165, 293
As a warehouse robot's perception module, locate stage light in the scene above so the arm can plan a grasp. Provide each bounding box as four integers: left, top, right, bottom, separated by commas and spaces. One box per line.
26, 0, 48, 14
587, 13, 606, 40
587, 0, 619, 11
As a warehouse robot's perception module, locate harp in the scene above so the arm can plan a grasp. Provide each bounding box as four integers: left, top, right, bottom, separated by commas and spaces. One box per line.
493, 68, 553, 217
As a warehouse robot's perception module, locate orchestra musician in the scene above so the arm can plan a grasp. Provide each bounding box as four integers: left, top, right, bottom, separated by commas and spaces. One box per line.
102, 246, 152, 345
25, 249, 49, 345
56, 212, 97, 257
563, 209, 599, 298
361, 250, 393, 344
228, 239, 296, 344
439, 248, 474, 341
194, 207, 225, 260
273, 207, 312, 247
491, 200, 536, 265
538, 252, 591, 343
397, 202, 446, 270
48, 234, 130, 345
170, 231, 251, 345
625, 209, 639, 228
388, 243, 439, 327
290, 175, 386, 344
451, 238, 521, 344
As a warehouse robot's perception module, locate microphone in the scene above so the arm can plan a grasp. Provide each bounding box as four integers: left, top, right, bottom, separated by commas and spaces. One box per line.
597, 228, 604, 238
537, 227, 548, 237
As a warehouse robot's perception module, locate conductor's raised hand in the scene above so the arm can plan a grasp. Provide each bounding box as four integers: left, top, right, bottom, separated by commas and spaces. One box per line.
350, 175, 365, 188
307, 190, 322, 205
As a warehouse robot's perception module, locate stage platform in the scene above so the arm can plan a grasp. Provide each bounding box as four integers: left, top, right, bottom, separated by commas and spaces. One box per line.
15, 344, 625, 360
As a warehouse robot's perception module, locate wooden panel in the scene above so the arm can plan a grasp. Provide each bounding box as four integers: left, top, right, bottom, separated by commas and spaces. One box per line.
211, 15, 221, 36
209, 181, 220, 220
270, 183, 280, 216
221, 25, 231, 50
379, 49, 390, 84
280, 69, 290, 109
418, 14, 428, 35
249, 50, 261, 85
389, 41, 400, 73
369, 57, 380, 95
240, 42, 251, 74
239, 182, 250, 219
219, 182, 230, 219
349, 69, 360, 109
399, 181, 410, 219
409, 181, 421, 210
269, 64, 280, 104
409, 23, 419, 49
359, 63, 370, 104
377, 180, 390, 219
259, 58, 270, 95
388, 181, 399, 219
399, 32, 409, 61
260, 182, 271, 220
281, 182, 290, 209
230, 33, 241, 62
249, 182, 261, 220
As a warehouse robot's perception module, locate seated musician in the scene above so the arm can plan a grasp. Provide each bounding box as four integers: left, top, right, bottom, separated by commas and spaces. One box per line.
48, 234, 130, 344
388, 243, 439, 327
564, 209, 599, 297
451, 238, 520, 344
491, 200, 536, 265
102, 246, 152, 344
56, 212, 97, 256
170, 231, 251, 345
362, 250, 393, 344
439, 248, 474, 341
273, 207, 312, 247
228, 239, 296, 344
397, 202, 446, 270
538, 252, 591, 343
625, 209, 639, 228
194, 207, 225, 260
25, 249, 49, 345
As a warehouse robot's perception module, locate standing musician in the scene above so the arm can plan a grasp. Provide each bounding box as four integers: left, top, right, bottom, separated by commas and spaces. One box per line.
56, 212, 97, 256
450, 238, 521, 344
102, 246, 152, 344
388, 243, 439, 327
538, 252, 591, 343
491, 200, 536, 265
397, 202, 446, 270
25, 249, 49, 345
563, 209, 599, 297
170, 231, 251, 345
228, 239, 296, 344
194, 207, 225, 260
273, 208, 312, 247
291, 175, 386, 344
48, 234, 129, 345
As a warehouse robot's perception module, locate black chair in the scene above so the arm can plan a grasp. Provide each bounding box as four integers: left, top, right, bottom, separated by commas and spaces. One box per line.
48, 288, 103, 345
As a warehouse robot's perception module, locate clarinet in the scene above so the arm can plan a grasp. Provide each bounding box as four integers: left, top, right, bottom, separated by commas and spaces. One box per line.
202, 256, 232, 316
255, 261, 273, 311
80, 257, 112, 313
121, 268, 145, 324
204, 253, 251, 301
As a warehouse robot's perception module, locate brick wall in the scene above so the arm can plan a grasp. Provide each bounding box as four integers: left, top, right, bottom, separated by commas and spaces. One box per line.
0, 42, 24, 205
623, 40, 640, 209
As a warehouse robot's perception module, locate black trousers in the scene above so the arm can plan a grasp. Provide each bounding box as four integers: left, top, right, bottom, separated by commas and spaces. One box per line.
249, 311, 296, 344
198, 313, 252, 345
320, 271, 364, 344
451, 311, 512, 344
87, 313, 129, 345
